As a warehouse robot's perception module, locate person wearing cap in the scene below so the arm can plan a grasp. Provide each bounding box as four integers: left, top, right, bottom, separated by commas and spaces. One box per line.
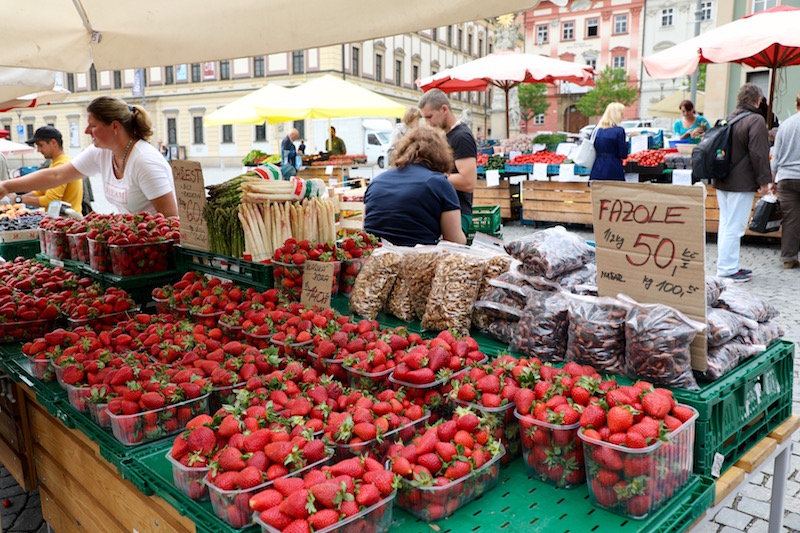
16, 126, 83, 215
0, 96, 177, 216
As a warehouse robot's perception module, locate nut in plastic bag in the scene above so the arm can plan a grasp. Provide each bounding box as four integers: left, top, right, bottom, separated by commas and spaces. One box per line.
472, 255, 513, 329
565, 294, 629, 374
385, 275, 415, 322
734, 320, 785, 347
510, 289, 569, 362
503, 226, 595, 279
421, 252, 485, 336
705, 276, 726, 307
402, 247, 442, 320
349, 248, 404, 320
556, 262, 597, 292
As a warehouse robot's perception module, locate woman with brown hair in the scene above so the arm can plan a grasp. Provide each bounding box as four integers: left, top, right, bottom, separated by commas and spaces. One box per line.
363, 126, 465, 246
0, 96, 177, 216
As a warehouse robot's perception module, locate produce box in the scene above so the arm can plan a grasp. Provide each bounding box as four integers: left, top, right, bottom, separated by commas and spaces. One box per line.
672, 339, 793, 477
109, 240, 175, 277
471, 205, 502, 235
0, 229, 39, 243
0, 239, 40, 260
108, 393, 210, 446
516, 410, 584, 488
174, 245, 273, 291
254, 493, 396, 533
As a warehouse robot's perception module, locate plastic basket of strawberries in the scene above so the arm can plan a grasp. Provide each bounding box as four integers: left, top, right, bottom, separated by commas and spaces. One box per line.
338, 232, 380, 297
167, 414, 219, 501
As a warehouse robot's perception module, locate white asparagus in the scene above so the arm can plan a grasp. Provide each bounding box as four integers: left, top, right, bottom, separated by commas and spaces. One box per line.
251, 203, 268, 259
262, 202, 273, 258
245, 203, 265, 259
237, 208, 253, 257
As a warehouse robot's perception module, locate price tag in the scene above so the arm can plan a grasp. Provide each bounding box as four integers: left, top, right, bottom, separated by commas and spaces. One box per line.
555, 143, 576, 157
532, 143, 547, 153
559, 164, 575, 181
50, 258, 64, 268
300, 261, 334, 309
328, 177, 337, 187
672, 169, 692, 186
47, 200, 63, 217
711, 453, 725, 478
532, 163, 548, 181
509, 150, 522, 161
624, 173, 640, 183
509, 174, 525, 185
485, 169, 500, 187
171, 160, 209, 251
630, 135, 649, 154
591, 182, 707, 370
325, 165, 334, 175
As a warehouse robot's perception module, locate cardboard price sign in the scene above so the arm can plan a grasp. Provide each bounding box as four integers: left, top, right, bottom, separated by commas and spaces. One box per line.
171, 160, 209, 251
590, 182, 708, 370
300, 261, 334, 309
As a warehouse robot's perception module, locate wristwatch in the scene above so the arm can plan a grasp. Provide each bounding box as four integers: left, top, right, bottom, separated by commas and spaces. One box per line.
14, 196, 22, 204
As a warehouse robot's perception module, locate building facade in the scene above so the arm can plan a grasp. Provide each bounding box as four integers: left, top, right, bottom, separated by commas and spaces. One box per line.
522, 0, 645, 133
3, 21, 494, 167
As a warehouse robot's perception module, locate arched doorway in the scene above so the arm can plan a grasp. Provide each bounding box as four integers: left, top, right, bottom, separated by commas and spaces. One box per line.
564, 105, 588, 133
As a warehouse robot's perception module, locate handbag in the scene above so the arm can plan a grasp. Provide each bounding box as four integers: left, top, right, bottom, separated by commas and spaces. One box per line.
573, 126, 598, 170
749, 193, 782, 233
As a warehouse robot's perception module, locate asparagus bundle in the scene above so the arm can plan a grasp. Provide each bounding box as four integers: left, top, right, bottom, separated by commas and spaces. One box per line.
204, 177, 246, 257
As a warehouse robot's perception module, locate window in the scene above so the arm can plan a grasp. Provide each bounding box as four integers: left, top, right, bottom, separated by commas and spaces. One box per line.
613, 55, 626, 69
468, 33, 473, 54
432, 28, 438, 42
752, 0, 776, 12
191, 63, 202, 83
586, 58, 597, 70
193, 116, 204, 144
167, 118, 177, 145
67, 73, 75, 92
113, 70, 122, 89
413, 65, 419, 85
614, 14, 628, 34
165, 66, 174, 85
254, 56, 265, 77
457, 28, 463, 50
586, 18, 599, 38
255, 122, 266, 142
534, 114, 545, 126
292, 51, 304, 74
395, 60, 402, 87
447, 26, 453, 46
661, 8, 674, 26
220, 60, 230, 80
367, 133, 381, 146
478, 37, 483, 57
352, 48, 360, 77
375, 55, 383, 82
89, 65, 97, 91
222, 125, 233, 143
293, 120, 305, 140
26, 124, 34, 139
562, 21, 574, 41
700, 1, 713, 20
536, 25, 548, 44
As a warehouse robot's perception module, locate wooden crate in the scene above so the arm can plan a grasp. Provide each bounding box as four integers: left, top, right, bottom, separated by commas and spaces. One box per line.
0, 380, 36, 491
337, 186, 366, 235
705, 184, 781, 238
474, 180, 520, 219
521, 181, 593, 225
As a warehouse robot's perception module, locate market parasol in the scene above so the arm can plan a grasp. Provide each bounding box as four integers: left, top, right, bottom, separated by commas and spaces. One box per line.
416, 50, 595, 137
205, 84, 293, 126
0, 68, 61, 104
648, 90, 705, 119
0, 87, 71, 113
642, 5, 800, 127
0, 139, 35, 155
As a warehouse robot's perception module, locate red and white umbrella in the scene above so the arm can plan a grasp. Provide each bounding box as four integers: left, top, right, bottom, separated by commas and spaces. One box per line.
417, 50, 595, 137
0, 86, 71, 113
0, 139, 35, 155
643, 5, 800, 126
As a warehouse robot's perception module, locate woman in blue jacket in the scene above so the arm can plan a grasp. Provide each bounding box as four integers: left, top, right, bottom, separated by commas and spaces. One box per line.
589, 102, 628, 182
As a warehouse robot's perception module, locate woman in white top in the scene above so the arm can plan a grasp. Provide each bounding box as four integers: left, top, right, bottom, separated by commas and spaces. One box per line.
0, 96, 178, 216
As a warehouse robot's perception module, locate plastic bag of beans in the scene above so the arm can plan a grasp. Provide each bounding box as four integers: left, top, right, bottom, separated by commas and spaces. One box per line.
504, 226, 595, 279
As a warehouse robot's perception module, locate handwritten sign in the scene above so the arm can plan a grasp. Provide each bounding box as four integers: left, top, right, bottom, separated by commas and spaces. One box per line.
591, 182, 707, 370
300, 261, 334, 309
532, 163, 548, 181
171, 160, 209, 251
672, 169, 693, 186
630, 135, 649, 154
325, 165, 334, 175
485, 169, 500, 188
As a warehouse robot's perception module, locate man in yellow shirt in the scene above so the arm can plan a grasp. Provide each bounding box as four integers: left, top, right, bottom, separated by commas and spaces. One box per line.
20, 126, 82, 215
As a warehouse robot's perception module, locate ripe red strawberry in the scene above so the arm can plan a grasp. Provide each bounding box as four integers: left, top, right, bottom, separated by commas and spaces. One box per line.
594, 446, 623, 471
417, 453, 442, 475
310, 481, 340, 509
625, 431, 647, 449
624, 456, 652, 477
607, 406, 634, 434
330, 457, 364, 479
250, 489, 283, 511
355, 483, 381, 507
627, 495, 651, 516
363, 470, 395, 496
476, 374, 501, 395
444, 460, 471, 480
238, 466, 264, 489
641, 392, 671, 419
265, 442, 294, 464
279, 489, 311, 519
186, 426, 216, 456
435, 441, 457, 463
308, 509, 339, 530
339, 499, 359, 517
353, 422, 377, 441
534, 381, 551, 400
671, 405, 694, 423
391, 456, 413, 477
273, 476, 305, 497
455, 411, 480, 432
259, 508, 293, 530
579, 404, 606, 429
514, 388, 536, 415
140, 391, 165, 410
456, 383, 477, 402
302, 439, 327, 463
218, 447, 247, 472
283, 519, 311, 533
436, 420, 458, 442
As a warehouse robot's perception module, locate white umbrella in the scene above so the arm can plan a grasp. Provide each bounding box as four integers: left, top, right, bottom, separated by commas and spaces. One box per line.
0, 87, 71, 113
0, 1, 563, 71
0, 139, 35, 155
0, 67, 60, 103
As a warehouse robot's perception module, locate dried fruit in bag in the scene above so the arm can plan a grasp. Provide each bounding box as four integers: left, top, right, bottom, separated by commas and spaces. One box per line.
623, 297, 703, 390
706, 307, 757, 347
706, 276, 726, 307
716, 285, 779, 323
349, 248, 404, 320
565, 295, 628, 374
734, 320, 785, 346
385, 275, 415, 322
474, 296, 524, 344
472, 255, 513, 329
421, 253, 485, 336
510, 289, 569, 362
403, 248, 441, 319
504, 226, 595, 279
699, 342, 766, 381
556, 262, 597, 291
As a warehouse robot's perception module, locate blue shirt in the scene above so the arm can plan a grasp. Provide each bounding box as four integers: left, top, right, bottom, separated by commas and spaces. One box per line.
673, 115, 710, 144
589, 126, 627, 181
364, 163, 461, 246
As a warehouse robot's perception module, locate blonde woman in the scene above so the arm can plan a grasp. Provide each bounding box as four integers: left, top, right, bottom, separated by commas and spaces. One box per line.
589, 102, 628, 182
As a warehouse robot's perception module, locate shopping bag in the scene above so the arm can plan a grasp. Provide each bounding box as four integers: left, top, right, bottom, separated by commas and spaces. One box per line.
749, 193, 782, 233
572, 126, 598, 170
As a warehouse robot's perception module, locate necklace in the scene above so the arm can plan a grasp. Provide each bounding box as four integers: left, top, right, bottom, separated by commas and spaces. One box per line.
112, 138, 134, 175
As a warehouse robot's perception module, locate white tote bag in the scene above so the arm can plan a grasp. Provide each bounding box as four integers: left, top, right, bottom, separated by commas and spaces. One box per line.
573, 126, 598, 170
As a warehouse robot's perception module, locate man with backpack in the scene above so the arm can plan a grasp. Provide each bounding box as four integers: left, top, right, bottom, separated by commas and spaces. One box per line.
713, 83, 773, 282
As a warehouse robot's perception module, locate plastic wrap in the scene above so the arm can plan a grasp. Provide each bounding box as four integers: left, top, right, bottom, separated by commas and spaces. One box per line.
421, 251, 486, 336
474, 298, 524, 344
734, 320, 785, 346
402, 247, 442, 320
716, 285, 779, 322
503, 226, 595, 279
564, 294, 629, 373
706, 307, 758, 347
556, 262, 597, 291
705, 276, 726, 307
385, 275, 415, 322
471, 254, 513, 329
509, 289, 570, 362
698, 342, 766, 381
622, 295, 704, 390
349, 247, 404, 319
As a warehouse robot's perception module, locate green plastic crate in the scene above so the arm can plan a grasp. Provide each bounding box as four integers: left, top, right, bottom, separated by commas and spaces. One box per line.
0, 354, 73, 428
390, 460, 714, 533
175, 245, 273, 290
0, 239, 40, 260
35, 253, 86, 274
672, 339, 794, 476
98, 269, 182, 308
471, 205, 502, 234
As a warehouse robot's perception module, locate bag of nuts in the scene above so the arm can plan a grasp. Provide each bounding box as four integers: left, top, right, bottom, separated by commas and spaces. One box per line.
349, 247, 405, 320
556, 262, 597, 292
706, 307, 757, 347
705, 276, 726, 307
385, 275, 415, 322
621, 295, 704, 391
510, 288, 570, 362
699, 342, 766, 381
504, 226, 595, 279
564, 294, 629, 374
716, 285, 779, 323
421, 251, 486, 336
401, 246, 443, 320
471, 254, 513, 330
474, 290, 525, 343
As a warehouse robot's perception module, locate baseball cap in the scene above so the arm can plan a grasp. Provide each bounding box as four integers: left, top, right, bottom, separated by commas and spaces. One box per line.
25, 126, 62, 145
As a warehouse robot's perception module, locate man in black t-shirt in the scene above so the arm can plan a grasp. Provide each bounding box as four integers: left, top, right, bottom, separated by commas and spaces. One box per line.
419, 89, 477, 236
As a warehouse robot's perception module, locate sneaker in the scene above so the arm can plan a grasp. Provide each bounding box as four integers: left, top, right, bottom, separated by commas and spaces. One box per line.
784, 260, 799, 270
739, 269, 752, 275
721, 269, 752, 282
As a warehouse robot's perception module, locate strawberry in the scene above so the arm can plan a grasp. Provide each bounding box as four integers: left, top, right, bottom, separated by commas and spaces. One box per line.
274, 477, 305, 497
250, 489, 283, 511
355, 483, 381, 507
279, 489, 311, 519
514, 388, 536, 415
444, 460, 471, 480
265, 442, 295, 464
417, 453, 442, 475
353, 422, 377, 441
671, 405, 694, 423
140, 391, 165, 410
330, 457, 364, 479
308, 509, 339, 530
607, 406, 634, 434
391, 456, 413, 477
641, 391, 671, 419
625, 431, 648, 449
310, 481, 340, 509
186, 426, 216, 456
238, 466, 264, 489
283, 519, 312, 533
259, 508, 293, 530
476, 374, 501, 395
363, 470, 395, 496
627, 495, 651, 516
302, 439, 327, 463
579, 404, 606, 429
436, 420, 458, 442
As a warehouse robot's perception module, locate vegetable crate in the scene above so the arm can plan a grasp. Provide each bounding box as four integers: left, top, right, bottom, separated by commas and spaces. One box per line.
672, 340, 793, 477
474, 180, 520, 220
471, 205, 502, 234
521, 181, 592, 226
35, 253, 86, 275
0, 239, 40, 260
174, 245, 273, 291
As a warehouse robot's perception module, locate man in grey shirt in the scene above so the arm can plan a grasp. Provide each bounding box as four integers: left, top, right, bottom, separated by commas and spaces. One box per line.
770, 90, 800, 268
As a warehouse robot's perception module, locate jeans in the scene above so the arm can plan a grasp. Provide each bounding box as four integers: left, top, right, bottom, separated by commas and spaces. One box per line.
777, 179, 800, 263
716, 189, 755, 276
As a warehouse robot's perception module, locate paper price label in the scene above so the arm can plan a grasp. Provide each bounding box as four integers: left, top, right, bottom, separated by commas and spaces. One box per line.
300, 261, 334, 309
486, 169, 500, 187
171, 160, 209, 251
47, 200, 63, 217
325, 165, 334, 175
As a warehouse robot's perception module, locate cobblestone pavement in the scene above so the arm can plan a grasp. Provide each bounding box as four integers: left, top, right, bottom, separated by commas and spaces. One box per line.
0, 222, 797, 532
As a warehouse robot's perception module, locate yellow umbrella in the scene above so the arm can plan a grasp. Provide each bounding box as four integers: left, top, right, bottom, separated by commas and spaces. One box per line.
205, 84, 296, 126
255, 75, 405, 121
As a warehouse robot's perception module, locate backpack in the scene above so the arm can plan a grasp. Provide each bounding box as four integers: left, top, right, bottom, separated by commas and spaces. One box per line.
691, 112, 753, 181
